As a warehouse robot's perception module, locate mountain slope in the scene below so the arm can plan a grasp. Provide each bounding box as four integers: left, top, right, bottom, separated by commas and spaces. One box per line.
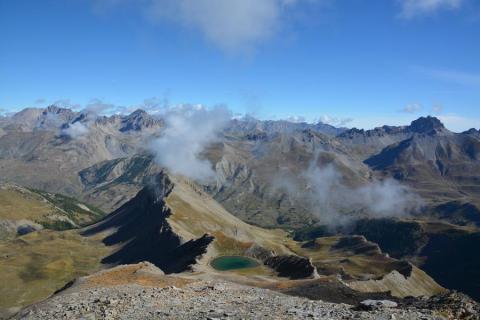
0, 183, 105, 239
206, 129, 371, 227
337, 116, 450, 159
364, 120, 480, 210
6, 108, 478, 230
82, 172, 293, 272
0, 106, 161, 198
82, 171, 443, 299
352, 218, 480, 300
0, 171, 446, 318
81, 173, 214, 273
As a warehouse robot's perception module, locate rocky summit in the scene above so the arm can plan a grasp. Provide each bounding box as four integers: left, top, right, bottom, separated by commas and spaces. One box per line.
15, 263, 470, 320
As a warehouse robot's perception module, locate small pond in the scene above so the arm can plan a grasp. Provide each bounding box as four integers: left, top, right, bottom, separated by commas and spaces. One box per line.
210, 256, 259, 271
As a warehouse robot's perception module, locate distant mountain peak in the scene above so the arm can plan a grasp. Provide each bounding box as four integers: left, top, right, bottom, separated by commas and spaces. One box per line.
44, 105, 75, 116
120, 109, 162, 132
128, 109, 148, 118
463, 128, 480, 135
409, 116, 446, 135
227, 118, 346, 137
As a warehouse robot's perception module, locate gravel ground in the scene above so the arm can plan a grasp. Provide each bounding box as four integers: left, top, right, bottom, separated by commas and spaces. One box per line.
16, 281, 442, 320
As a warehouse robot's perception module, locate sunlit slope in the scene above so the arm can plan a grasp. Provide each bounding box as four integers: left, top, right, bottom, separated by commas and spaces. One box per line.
0, 230, 108, 318
165, 175, 444, 298
166, 176, 292, 259
0, 183, 105, 239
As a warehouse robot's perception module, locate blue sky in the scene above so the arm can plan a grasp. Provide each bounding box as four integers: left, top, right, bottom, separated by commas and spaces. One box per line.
1, 0, 479, 131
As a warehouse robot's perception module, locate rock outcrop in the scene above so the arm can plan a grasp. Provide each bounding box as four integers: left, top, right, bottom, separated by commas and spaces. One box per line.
264, 255, 318, 279
82, 173, 214, 273
14, 263, 450, 320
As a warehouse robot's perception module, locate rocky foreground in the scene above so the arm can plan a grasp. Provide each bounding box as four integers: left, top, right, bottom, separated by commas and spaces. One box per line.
16, 282, 437, 320
14, 263, 480, 320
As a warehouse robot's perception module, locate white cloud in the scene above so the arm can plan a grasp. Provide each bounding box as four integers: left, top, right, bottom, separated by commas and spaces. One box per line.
304, 162, 423, 223
400, 103, 422, 114
318, 115, 353, 126
52, 99, 82, 110
273, 155, 423, 225
61, 122, 89, 138
149, 104, 232, 182
93, 0, 309, 53
284, 115, 306, 123
84, 99, 116, 115
399, 0, 463, 18
152, 0, 285, 52
111, 96, 170, 115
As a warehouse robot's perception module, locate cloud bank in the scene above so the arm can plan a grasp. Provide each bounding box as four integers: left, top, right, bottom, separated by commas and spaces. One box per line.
149, 104, 231, 182
274, 154, 423, 225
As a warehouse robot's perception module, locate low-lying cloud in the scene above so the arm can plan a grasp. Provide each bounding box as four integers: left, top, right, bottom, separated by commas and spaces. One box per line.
52, 99, 81, 110
149, 104, 231, 182
84, 99, 116, 115
61, 99, 115, 139
274, 153, 423, 225
318, 115, 353, 127
61, 122, 89, 138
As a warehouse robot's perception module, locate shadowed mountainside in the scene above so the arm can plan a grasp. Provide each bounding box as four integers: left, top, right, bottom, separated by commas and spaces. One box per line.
351, 218, 480, 300
82, 173, 214, 273
0, 183, 105, 239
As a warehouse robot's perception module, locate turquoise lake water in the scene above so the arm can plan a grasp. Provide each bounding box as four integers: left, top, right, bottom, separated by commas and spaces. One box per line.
210, 256, 259, 271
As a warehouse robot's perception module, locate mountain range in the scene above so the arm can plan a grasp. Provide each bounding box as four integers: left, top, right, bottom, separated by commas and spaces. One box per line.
0, 105, 479, 318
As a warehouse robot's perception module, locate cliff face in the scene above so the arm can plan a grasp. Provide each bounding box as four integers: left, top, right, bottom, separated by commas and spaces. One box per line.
351, 218, 480, 301
82, 173, 214, 273
264, 255, 318, 279
80, 171, 296, 275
